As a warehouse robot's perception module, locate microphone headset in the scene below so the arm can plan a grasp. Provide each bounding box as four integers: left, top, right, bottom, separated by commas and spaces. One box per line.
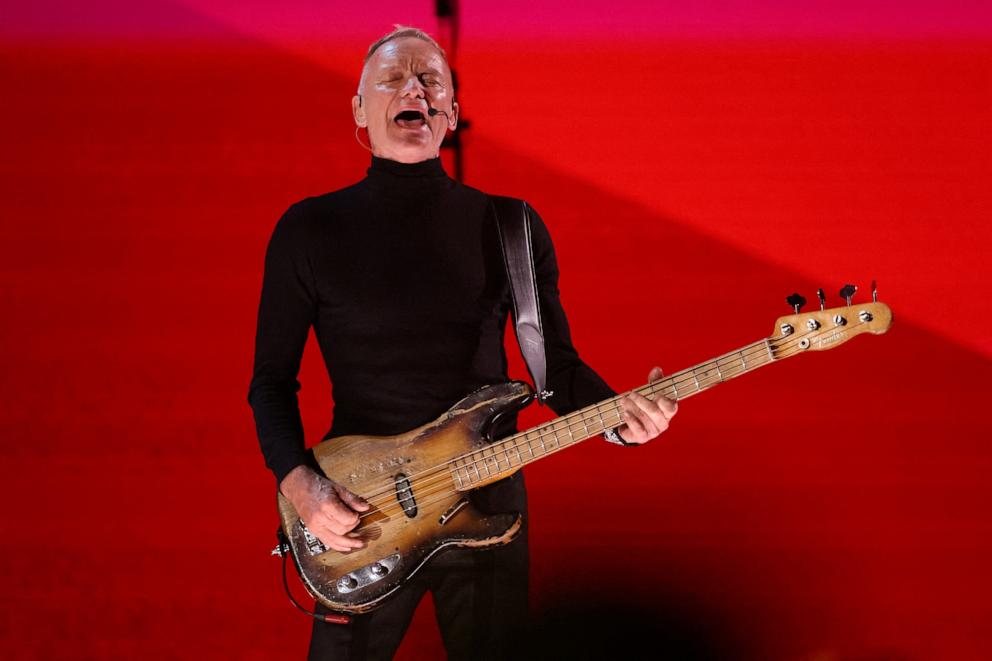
353, 95, 456, 152
357, 94, 454, 119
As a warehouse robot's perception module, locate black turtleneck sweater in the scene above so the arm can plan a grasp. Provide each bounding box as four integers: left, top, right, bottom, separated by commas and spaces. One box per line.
248, 156, 616, 486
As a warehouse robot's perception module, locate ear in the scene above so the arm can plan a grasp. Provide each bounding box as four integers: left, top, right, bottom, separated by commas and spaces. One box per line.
448, 100, 459, 132
352, 94, 366, 127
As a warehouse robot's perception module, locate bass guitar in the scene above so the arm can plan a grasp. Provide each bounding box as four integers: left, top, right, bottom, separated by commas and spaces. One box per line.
276, 290, 892, 614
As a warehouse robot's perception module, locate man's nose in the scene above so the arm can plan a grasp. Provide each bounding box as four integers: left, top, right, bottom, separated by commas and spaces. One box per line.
400, 76, 426, 98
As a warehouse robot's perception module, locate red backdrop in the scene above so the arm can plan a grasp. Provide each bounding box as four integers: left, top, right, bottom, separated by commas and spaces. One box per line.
2, 2, 990, 659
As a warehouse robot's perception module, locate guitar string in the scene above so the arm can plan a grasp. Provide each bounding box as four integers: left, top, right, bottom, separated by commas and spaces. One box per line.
345, 337, 773, 511
342, 323, 854, 531
342, 321, 855, 521
432, 317, 866, 490
346, 324, 837, 520
345, 336, 772, 508
347, 321, 850, 516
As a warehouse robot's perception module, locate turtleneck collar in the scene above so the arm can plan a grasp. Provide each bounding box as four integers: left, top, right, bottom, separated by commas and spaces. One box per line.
365, 155, 454, 198
367, 155, 449, 181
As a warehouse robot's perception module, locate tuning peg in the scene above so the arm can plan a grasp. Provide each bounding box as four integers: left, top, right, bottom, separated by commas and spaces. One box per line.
839, 284, 857, 306
871, 279, 878, 302
817, 288, 826, 310
786, 292, 806, 313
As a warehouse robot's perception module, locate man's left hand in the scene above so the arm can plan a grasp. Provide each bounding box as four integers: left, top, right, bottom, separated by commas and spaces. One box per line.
616, 366, 678, 444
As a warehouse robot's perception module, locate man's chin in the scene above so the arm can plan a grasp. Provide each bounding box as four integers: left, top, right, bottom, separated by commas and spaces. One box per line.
375, 138, 440, 163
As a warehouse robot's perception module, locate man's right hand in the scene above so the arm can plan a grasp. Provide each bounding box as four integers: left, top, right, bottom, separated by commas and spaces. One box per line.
280, 465, 370, 552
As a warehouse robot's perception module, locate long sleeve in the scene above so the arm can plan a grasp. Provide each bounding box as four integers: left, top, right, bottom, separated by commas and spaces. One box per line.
247, 203, 318, 486
525, 204, 618, 416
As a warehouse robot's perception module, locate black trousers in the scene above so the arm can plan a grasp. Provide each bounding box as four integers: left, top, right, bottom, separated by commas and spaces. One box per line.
308, 474, 529, 661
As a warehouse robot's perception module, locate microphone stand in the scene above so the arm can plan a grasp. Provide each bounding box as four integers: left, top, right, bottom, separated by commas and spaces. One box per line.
435, 0, 468, 182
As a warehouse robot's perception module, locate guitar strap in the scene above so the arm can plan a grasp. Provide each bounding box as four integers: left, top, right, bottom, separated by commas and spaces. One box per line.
490, 195, 552, 404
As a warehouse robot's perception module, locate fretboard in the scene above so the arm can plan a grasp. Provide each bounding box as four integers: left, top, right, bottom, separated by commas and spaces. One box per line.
449, 337, 779, 490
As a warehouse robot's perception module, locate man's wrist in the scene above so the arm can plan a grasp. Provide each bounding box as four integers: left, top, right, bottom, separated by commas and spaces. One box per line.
279, 464, 315, 499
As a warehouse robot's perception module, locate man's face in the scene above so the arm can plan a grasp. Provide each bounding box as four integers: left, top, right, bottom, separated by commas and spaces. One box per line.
352, 37, 458, 163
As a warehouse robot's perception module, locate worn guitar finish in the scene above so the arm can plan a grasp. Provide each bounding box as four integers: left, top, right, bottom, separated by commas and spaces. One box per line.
277, 381, 533, 613
277, 300, 893, 614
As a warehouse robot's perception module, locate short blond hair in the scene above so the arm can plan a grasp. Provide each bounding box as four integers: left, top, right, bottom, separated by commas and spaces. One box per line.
358, 25, 450, 92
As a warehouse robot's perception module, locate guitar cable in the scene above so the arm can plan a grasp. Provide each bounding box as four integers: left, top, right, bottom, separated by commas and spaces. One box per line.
277, 528, 352, 625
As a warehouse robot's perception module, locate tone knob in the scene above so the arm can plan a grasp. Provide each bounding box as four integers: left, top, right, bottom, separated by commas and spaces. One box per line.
371, 563, 388, 577
337, 575, 358, 590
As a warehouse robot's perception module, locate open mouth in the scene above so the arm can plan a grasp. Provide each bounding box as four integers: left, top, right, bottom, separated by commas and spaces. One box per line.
394, 109, 427, 129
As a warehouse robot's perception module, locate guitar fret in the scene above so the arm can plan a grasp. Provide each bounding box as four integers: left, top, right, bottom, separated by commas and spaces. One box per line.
503, 442, 518, 468
486, 448, 498, 473
596, 409, 608, 435
448, 333, 813, 490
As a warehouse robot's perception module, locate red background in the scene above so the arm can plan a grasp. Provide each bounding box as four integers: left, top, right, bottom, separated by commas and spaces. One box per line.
1, 2, 990, 659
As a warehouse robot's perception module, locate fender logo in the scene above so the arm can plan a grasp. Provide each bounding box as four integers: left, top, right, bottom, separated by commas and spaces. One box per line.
816, 332, 844, 348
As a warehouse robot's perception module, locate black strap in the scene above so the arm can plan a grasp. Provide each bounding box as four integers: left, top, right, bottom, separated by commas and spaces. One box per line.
491, 195, 552, 403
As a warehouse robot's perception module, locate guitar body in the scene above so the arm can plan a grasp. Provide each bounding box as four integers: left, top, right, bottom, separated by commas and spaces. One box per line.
277, 381, 534, 613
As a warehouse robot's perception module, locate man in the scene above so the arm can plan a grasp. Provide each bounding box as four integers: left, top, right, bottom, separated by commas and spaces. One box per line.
248, 26, 677, 660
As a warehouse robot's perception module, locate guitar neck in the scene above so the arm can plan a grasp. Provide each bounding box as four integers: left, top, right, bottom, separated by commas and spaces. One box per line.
451, 296, 894, 490
450, 337, 780, 490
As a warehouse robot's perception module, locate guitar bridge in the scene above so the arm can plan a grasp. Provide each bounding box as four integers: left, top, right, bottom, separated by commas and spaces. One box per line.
298, 520, 328, 556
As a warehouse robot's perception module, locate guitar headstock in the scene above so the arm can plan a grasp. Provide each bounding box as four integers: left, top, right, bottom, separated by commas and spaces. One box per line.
771, 283, 892, 353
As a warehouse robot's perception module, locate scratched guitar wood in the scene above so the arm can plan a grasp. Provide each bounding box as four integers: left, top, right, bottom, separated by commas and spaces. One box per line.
277, 382, 529, 613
